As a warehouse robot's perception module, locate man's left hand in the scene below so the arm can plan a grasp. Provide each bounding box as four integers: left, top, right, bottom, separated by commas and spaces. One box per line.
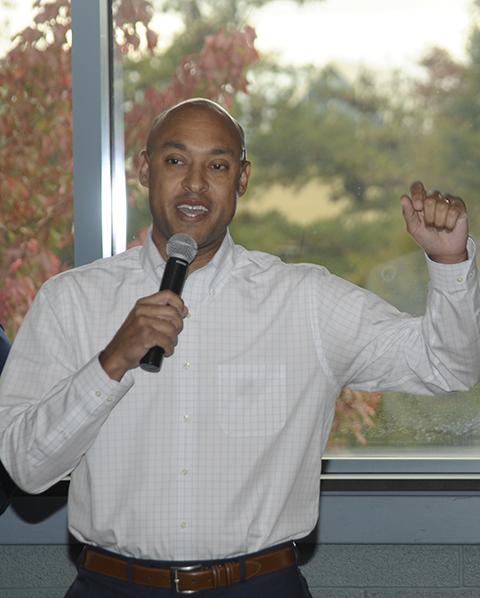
401, 181, 468, 264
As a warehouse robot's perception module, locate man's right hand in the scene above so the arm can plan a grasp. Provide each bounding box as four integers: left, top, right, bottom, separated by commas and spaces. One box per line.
99, 290, 188, 381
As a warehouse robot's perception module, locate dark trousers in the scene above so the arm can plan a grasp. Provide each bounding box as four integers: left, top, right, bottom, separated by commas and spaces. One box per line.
64, 546, 313, 598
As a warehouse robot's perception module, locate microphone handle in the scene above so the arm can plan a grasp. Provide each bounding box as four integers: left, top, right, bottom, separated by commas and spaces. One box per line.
139, 258, 189, 373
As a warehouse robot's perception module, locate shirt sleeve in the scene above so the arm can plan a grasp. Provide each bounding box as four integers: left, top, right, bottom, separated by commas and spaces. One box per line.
0, 286, 134, 494
316, 237, 480, 394
0, 326, 10, 373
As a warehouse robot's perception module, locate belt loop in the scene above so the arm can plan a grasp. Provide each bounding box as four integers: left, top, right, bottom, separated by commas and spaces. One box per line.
211, 564, 218, 589
78, 546, 87, 567
239, 555, 246, 582
224, 561, 234, 586
292, 541, 298, 561
126, 556, 133, 583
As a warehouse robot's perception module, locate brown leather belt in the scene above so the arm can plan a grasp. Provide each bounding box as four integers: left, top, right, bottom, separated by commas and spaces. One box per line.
81, 544, 297, 593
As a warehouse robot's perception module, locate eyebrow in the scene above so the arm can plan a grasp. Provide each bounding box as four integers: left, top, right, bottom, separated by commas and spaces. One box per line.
160, 141, 236, 157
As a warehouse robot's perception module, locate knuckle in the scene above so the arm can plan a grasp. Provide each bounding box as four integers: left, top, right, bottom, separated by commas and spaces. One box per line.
134, 297, 147, 309
138, 314, 152, 329
424, 196, 435, 207
165, 322, 179, 341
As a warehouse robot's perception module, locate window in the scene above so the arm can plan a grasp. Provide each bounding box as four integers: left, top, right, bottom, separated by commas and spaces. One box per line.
111, 0, 480, 459
2, 0, 475, 546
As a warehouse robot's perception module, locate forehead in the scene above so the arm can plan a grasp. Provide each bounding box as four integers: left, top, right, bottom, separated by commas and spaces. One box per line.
150, 105, 242, 155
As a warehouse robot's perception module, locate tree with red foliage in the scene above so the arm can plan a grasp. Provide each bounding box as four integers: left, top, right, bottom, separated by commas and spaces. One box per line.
0, 0, 259, 338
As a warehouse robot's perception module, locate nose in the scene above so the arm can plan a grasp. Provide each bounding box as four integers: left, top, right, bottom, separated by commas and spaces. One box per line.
182, 163, 208, 194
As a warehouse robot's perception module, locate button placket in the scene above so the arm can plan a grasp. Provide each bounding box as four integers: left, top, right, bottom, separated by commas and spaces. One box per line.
174, 320, 198, 551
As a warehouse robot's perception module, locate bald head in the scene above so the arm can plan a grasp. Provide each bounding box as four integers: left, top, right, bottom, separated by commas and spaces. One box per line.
146, 98, 247, 161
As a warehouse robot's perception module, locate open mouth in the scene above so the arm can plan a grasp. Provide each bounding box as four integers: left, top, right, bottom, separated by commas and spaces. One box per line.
177, 204, 209, 219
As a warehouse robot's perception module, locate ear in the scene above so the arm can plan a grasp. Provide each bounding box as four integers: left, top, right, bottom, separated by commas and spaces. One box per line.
138, 149, 150, 188
237, 161, 251, 198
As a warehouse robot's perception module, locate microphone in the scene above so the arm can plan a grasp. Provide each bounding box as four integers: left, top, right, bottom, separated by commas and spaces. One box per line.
140, 233, 198, 373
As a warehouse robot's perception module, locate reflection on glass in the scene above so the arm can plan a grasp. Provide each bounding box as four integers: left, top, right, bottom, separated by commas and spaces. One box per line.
114, 0, 480, 456
0, 0, 73, 338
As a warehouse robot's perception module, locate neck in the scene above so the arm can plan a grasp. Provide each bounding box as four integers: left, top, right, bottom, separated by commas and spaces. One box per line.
187, 237, 225, 273
153, 232, 225, 274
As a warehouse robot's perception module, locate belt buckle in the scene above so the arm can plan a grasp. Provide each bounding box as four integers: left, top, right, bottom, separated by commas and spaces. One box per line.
172, 564, 202, 594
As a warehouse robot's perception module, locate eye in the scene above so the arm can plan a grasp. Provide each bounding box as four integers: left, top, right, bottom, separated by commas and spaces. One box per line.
165, 157, 184, 166
210, 162, 228, 171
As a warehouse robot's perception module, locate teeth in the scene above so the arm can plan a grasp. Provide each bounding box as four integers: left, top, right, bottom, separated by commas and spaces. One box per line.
177, 204, 208, 216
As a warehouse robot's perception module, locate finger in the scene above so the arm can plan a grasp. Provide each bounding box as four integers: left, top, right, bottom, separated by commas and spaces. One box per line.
423, 190, 440, 226
137, 318, 182, 356
136, 304, 185, 334
150, 323, 181, 357
444, 193, 467, 230
445, 207, 460, 231
400, 195, 416, 226
137, 291, 188, 317
134, 299, 185, 323
156, 290, 189, 318
444, 194, 467, 217
157, 307, 185, 334
430, 190, 450, 229
410, 181, 426, 211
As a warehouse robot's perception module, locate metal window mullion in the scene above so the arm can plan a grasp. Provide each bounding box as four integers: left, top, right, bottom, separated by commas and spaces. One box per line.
72, 0, 113, 266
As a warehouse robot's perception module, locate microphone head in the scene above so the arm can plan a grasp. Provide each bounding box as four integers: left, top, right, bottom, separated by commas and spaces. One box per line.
166, 234, 198, 264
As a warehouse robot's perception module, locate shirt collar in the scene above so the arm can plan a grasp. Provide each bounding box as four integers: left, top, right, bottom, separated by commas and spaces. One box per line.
140, 226, 166, 286
140, 227, 235, 296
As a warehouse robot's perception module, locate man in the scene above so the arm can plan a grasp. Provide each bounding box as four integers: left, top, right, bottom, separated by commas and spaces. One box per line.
0, 325, 9, 373
0, 324, 15, 515
0, 98, 478, 597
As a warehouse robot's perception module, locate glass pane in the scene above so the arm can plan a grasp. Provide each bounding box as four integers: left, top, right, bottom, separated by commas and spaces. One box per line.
113, 0, 480, 457
0, 0, 73, 339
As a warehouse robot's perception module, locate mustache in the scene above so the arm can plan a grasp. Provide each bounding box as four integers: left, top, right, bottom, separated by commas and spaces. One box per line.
175, 193, 210, 204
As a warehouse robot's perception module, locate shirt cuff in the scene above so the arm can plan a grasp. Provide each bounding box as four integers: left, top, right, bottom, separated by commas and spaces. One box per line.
426, 236, 477, 292
76, 354, 134, 413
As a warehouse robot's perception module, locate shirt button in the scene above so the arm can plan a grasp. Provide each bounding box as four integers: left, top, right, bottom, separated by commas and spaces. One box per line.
181, 468, 189, 476
183, 361, 191, 369
106, 396, 113, 403
180, 521, 187, 529
95, 390, 102, 397
209, 289, 216, 296
183, 414, 190, 422
456, 276, 464, 283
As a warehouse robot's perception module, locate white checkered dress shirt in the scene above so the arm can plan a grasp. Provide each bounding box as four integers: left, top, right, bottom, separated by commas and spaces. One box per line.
0, 231, 479, 560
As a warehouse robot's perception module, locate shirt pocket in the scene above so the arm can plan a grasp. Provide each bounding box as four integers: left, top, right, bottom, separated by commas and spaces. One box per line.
216, 364, 287, 437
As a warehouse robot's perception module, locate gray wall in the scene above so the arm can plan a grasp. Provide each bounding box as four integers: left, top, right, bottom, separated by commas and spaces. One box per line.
3, 490, 480, 595
2, 543, 480, 597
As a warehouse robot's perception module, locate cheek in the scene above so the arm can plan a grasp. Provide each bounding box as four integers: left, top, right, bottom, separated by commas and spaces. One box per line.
150, 179, 178, 204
